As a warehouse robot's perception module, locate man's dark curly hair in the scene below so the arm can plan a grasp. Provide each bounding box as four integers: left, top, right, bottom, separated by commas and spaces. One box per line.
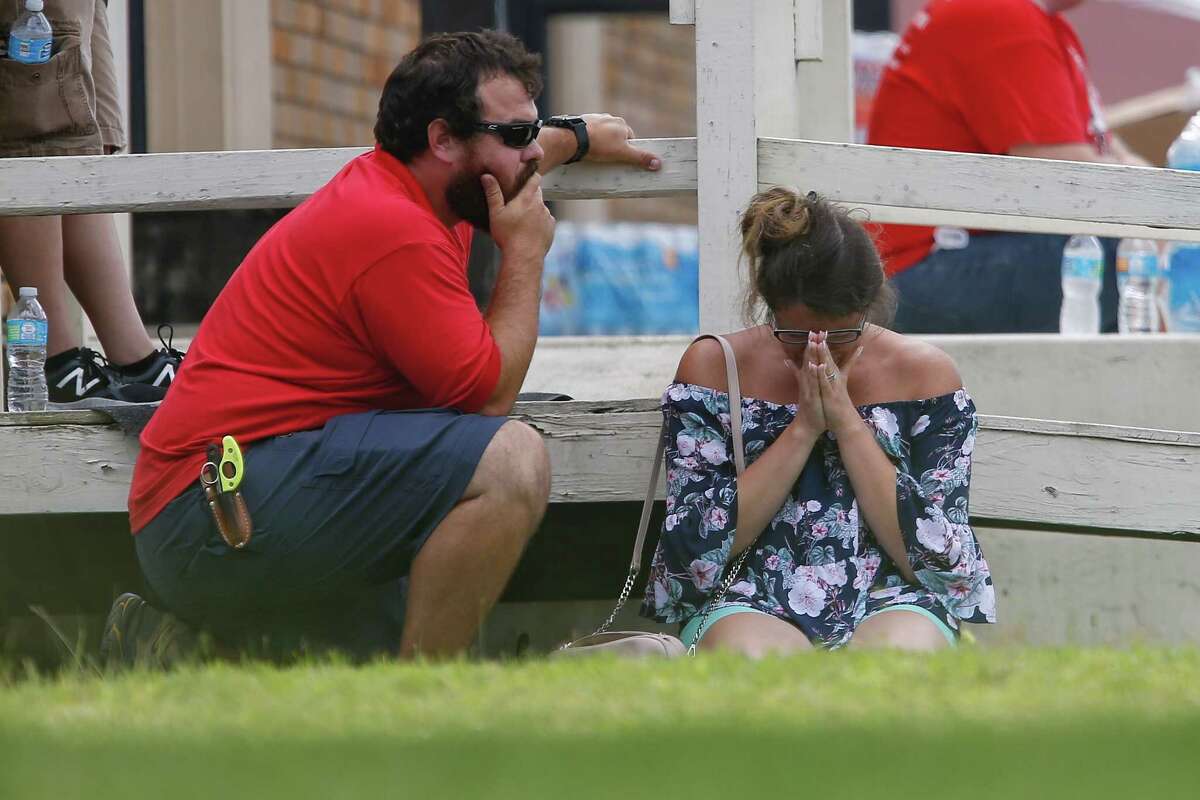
374, 30, 544, 163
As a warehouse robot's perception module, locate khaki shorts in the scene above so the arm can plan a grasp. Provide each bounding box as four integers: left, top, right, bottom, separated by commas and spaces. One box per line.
0, 0, 125, 156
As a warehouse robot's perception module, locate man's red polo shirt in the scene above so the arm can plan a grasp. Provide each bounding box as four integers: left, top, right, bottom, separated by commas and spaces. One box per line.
128, 147, 500, 532
868, 0, 1111, 274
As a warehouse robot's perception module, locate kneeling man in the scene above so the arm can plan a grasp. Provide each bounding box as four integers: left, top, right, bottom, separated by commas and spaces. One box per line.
104, 30, 660, 663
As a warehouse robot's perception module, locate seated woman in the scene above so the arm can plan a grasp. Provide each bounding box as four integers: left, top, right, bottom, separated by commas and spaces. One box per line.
640, 188, 996, 655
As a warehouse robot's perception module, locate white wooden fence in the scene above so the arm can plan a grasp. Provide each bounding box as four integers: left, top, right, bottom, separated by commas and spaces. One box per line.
1, 0, 1197, 519
4, 138, 1199, 244
2, 127, 1200, 539
0, 140, 695, 216
2, 0, 1200, 645
3, 405, 1198, 541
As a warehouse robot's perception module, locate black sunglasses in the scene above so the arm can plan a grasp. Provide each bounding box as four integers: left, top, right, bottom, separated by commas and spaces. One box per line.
472, 119, 544, 149
772, 312, 869, 346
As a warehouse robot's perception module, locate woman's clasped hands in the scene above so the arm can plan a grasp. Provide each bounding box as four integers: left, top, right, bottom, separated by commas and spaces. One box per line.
784, 331, 866, 441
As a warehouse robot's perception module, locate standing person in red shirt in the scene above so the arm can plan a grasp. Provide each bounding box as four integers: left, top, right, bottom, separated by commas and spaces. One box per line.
868, 0, 1149, 333
101, 30, 662, 666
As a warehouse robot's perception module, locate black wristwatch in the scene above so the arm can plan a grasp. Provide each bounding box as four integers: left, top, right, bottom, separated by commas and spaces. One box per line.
545, 115, 589, 164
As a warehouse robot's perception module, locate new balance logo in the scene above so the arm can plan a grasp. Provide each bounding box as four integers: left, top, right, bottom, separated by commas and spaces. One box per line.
55, 367, 101, 397
152, 363, 175, 388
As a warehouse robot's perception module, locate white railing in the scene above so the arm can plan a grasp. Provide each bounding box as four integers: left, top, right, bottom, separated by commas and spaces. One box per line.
3, 0, 1199, 370
2, 0, 1198, 651
758, 139, 1200, 242
3, 134, 1199, 237
4, 133, 1199, 419
0, 140, 696, 216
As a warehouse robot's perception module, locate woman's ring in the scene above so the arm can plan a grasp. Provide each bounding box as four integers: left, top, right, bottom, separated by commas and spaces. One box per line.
825, 371, 837, 382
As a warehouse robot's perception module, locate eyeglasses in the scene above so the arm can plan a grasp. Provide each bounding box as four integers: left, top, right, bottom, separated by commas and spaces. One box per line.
472, 119, 544, 149
772, 312, 869, 346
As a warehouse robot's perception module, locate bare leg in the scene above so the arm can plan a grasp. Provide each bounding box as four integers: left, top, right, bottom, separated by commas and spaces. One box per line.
849, 610, 951, 651
698, 612, 813, 658
61, 214, 155, 365
0, 215, 79, 356
399, 420, 551, 659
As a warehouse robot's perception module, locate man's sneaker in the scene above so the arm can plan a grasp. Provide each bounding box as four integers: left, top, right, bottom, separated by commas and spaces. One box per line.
100, 592, 200, 671
115, 324, 185, 391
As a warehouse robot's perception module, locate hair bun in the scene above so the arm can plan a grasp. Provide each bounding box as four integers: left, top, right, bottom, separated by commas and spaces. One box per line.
739, 187, 888, 325
740, 188, 811, 258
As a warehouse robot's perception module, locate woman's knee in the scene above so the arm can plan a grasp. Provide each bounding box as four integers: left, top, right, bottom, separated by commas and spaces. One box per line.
850, 610, 951, 651
698, 612, 812, 658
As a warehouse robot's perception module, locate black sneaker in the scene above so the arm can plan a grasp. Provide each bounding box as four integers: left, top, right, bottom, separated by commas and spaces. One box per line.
45, 325, 185, 408
100, 593, 200, 671
45, 347, 165, 407
115, 324, 185, 391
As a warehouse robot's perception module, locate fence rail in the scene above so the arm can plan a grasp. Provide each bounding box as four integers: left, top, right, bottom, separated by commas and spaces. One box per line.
758, 138, 1200, 242
0, 139, 697, 217
3, 403, 1199, 540
3, 136, 1198, 242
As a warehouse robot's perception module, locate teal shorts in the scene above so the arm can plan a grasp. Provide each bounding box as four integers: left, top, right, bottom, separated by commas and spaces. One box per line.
680, 603, 958, 649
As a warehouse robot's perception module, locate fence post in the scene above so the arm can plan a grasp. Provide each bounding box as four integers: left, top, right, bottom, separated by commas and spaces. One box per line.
684, 0, 851, 333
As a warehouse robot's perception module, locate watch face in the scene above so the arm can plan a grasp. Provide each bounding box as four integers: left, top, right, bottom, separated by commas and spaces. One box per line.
550, 117, 588, 163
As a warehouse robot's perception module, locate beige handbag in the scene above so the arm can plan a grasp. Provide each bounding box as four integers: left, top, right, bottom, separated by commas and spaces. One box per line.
554, 334, 753, 658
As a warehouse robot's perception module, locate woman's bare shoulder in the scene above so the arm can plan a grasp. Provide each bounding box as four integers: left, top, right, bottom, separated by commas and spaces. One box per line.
674, 337, 728, 392
674, 329, 765, 393
874, 330, 963, 399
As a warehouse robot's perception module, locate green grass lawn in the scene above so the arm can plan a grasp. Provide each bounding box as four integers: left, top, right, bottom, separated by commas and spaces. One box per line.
2, 648, 1198, 799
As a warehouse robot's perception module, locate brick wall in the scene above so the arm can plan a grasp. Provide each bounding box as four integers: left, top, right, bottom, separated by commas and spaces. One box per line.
271, 0, 422, 149
270, 4, 698, 223
599, 14, 696, 225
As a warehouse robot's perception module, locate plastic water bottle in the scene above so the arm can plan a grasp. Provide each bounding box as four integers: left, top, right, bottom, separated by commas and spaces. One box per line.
7, 0, 52, 65
6, 287, 49, 412
1059, 234, 1104, 335
1166, 110, 1200, 332
1115, 238, 1159, 334
1156, 246, 1171, 332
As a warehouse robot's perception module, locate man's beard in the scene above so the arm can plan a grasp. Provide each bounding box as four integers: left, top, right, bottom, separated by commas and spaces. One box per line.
445, 159, 539, 232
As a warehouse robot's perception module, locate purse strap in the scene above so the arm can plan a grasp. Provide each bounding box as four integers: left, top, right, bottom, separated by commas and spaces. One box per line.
589, 334, 746, 638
